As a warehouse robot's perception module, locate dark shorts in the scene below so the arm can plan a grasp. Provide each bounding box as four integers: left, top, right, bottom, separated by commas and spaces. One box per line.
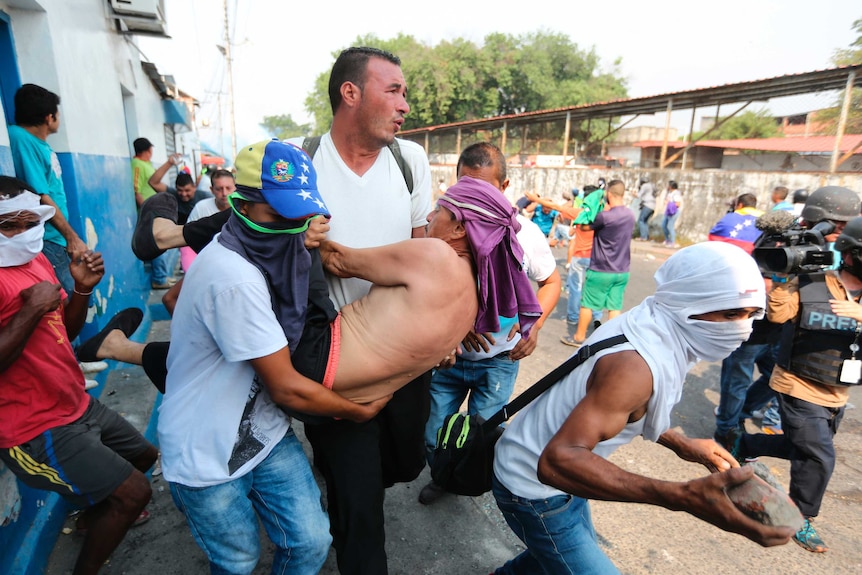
0, 396, 150, 508
284, 312, 341, 424
292, 314, 340, 390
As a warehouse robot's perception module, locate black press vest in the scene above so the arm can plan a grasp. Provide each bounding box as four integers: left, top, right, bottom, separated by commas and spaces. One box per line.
777, 273, 861, 387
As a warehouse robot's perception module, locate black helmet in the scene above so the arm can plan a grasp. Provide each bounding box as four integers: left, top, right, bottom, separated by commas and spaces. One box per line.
835, 216, 862, 252
800, 186, 861, 224
792, 188, 809, 204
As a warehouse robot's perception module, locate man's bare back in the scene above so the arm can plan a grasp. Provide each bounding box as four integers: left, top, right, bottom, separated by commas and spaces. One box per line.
322, 238, 478, 403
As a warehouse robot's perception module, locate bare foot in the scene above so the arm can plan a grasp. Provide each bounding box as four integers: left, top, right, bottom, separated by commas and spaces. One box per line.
97, 330, 146, 366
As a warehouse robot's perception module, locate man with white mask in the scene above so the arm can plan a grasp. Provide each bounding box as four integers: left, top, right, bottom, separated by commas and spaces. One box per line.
491, 241, 795, 574
0, 176, 158, 575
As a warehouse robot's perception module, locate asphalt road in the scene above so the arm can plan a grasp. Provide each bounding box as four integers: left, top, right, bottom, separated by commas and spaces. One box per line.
46, 241, 862, 574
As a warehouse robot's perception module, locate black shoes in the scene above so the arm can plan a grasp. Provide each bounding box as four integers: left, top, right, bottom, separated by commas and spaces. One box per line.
418, 480, 447, 505
133, 193, 178, 262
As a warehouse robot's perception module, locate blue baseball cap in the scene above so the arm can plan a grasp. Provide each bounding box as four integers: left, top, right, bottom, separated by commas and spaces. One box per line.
234, 139, 330, 219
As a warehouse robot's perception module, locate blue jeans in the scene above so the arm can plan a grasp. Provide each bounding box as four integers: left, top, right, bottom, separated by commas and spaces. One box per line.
169, 431, 331, 575
715, 342, 776, 436
152, 247, 179, 284
424, 355, 519, 465
566, 258, 601, 335
491, 475, 620, 574
662, 211, 680, 244
637, 206, 654, 239
42, 240, 74, 294
553, 225, 572, 244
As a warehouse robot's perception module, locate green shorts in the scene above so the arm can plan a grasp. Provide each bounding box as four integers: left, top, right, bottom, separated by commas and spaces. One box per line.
581, 269, 630, 311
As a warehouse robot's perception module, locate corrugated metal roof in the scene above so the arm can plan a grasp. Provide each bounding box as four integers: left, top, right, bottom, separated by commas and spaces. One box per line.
400, 65, 862, 136
634, 135, 862, 153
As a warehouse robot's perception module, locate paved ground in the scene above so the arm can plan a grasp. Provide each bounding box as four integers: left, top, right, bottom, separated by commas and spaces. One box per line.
46, 240, 862, 574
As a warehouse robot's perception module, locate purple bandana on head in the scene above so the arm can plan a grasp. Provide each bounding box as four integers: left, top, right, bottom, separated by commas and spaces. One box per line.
439, 176, 542, 338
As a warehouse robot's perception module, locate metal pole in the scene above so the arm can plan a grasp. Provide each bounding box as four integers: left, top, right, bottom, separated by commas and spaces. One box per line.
223, 0, 237, 159
830, 70, 856, 173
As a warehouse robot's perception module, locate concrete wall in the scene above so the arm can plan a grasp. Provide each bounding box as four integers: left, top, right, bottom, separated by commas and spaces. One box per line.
430, 164, 862, 244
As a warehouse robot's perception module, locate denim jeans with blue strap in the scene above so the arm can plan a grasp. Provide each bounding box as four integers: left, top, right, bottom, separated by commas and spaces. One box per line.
169, 430, 331, 575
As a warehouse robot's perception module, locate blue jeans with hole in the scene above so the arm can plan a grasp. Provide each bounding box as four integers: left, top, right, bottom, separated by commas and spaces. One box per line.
637, 206, 654, 240
169, 431, 331, 575
492, 475, 620, 574
715, 342, 775, 437
151, 248, 179, 284
424, 355, 519, 465
42, 240, 74, 294
662, 211, 680, 244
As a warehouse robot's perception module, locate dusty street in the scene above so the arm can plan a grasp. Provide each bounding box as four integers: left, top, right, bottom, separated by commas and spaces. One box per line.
47, 241, 862, 574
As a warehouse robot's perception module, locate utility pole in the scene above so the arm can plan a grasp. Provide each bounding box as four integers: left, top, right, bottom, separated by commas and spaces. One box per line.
222, 0, 237, 159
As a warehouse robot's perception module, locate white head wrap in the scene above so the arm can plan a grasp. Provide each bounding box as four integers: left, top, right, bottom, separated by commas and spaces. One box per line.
0, 190, 55, 223
618, 241, 765, 440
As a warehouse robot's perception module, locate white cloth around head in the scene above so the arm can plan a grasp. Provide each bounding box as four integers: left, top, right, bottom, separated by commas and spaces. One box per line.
0, 190, 56, 223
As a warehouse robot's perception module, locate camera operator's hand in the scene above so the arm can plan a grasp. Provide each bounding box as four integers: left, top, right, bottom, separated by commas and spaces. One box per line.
830, 299, 862, 322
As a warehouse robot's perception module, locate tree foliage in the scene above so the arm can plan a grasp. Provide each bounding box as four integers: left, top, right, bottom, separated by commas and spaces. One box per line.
296, 30, 628, 134
259, 114, 312, 140
815, 17, 862, 135
832, 17, 862, 66
692, 110, 781, 140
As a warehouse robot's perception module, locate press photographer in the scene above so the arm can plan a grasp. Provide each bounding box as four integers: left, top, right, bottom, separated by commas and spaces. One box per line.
751, 186, 860, 274
731, 186, 862, 553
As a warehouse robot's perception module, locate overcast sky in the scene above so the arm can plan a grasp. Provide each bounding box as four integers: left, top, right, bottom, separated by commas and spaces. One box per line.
138, 0, 860, 157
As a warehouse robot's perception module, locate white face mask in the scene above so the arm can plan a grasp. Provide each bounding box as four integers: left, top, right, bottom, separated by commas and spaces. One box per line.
684, 317, 754, 362
0, 224, 44, 267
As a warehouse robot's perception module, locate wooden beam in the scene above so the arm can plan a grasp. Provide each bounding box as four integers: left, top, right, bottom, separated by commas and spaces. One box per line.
830, 70, 856, 173
661, 101, 751, 168
659, 98, 674, 167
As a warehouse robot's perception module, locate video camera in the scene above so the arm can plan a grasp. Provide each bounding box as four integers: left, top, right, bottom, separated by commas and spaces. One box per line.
751, 210, 835, 274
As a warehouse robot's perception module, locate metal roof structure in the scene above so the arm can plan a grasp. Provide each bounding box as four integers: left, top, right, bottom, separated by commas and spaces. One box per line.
635, 135, 862, 154
400, 64, 862, 137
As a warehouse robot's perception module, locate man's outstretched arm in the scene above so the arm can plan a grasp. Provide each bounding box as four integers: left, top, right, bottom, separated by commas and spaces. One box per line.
147, 156, 179, 194
537, 351, 793, 547
251, 347, 389, 422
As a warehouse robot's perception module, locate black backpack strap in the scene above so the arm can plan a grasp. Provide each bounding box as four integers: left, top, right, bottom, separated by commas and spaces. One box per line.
302, 136, 413, 195
387, 139, 414, 195
483, 334, 629, 430
301, 136, 321, 158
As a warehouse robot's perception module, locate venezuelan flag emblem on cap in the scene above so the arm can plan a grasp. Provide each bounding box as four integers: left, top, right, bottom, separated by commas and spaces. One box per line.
234, 139, 330, 220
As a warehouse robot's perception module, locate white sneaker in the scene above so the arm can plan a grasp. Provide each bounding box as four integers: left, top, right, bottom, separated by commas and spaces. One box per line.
84, 379, 99, 390
80, 361, 108, 374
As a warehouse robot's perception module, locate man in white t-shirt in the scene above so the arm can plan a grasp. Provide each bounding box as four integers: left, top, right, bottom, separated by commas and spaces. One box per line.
284, 47, 434, 574
158, 141, 389, 575
419, 141, 561, 505
490, 242, 795, 574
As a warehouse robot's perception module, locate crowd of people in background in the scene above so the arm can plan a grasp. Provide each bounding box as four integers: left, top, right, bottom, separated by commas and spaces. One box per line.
4, 45, 862, 575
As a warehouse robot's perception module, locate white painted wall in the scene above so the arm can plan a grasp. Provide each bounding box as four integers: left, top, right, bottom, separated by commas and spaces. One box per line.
3, 0, 172, 159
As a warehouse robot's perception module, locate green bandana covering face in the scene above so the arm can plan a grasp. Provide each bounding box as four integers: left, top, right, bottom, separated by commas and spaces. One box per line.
228, 192, 317, 234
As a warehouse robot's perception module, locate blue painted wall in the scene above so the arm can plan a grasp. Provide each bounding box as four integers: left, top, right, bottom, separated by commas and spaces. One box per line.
58, 151, 153, 335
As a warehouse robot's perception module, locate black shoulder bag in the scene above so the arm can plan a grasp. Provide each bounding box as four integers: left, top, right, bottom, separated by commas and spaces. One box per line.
430, 334, 628, 496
